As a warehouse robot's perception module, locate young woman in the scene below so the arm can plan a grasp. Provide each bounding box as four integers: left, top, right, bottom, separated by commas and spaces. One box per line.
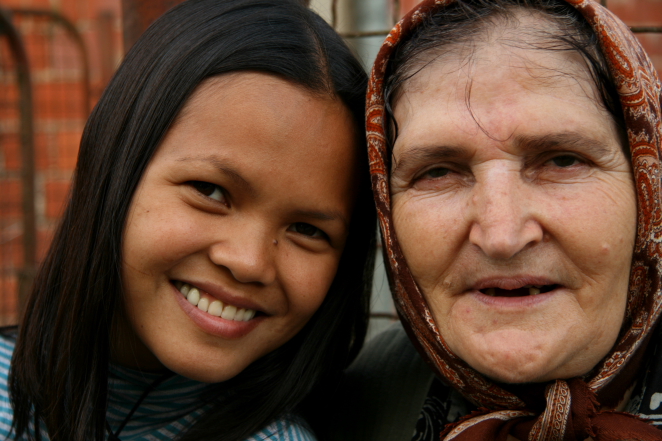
1, 0, 376, 440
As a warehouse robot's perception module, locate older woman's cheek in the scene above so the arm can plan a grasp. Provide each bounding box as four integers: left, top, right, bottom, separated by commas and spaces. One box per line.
391, 193, 459, 290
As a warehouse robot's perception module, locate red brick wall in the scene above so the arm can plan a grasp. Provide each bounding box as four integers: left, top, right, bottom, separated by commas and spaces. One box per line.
0, 0, 123, 323
398, 0, 662, 73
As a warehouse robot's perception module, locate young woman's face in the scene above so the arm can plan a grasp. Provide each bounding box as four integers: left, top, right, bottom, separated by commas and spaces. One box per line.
117, 73, 359, 382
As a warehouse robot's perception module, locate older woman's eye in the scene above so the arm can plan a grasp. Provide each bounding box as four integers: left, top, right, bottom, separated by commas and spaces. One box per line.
423, 167, 451, 179
190, 181, 226, 203
550, 155, 580, 168
289, 222, 328, 239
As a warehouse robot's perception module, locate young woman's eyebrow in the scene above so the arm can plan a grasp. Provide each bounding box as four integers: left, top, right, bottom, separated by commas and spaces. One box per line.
176, 155, 255, 196
514, 132, 610, 157
292, 209, 350, 228
391, 145, 467, 178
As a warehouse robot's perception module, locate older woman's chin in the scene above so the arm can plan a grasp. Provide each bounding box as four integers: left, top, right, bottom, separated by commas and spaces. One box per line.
446, 330, 617, 384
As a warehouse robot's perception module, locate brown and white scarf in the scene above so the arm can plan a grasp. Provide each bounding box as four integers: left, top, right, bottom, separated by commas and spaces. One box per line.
367, 0, 662, 439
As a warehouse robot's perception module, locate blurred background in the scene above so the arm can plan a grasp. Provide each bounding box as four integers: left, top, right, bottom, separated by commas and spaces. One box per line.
0, 0, 658, 337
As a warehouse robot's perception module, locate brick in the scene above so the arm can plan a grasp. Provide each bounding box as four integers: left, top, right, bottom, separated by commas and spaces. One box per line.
0, 84, 20, 114
650, 54, 662, 74
609, 0, 662, 26
62, 1, 95, 21
27, 0, 53, 7
0, 232, 24, 268
56, 130, 81, 169
51, 35, 84, 71
0, 179, 23, 218
97, 0, 123, 14
36, 227, 54, 262
23, 33, 50, 71
36, 84, 86, 120
633, 33, 662, 73
34, 132, 52, 170
45, 179, 70, 218
1, 133, 22, 171
0, 92, 20, 121
0, 275, 18, 325
399, 0, 419, 16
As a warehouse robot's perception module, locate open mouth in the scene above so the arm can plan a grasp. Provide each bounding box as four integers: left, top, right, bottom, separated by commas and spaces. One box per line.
479, 284, 559, 297
173, 281, 259, 321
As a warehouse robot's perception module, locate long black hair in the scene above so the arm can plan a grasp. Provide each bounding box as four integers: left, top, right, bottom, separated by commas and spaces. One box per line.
9, 1, 375, 440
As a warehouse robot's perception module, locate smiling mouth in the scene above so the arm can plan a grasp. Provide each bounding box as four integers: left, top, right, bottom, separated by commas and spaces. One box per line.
479, 284, 559, 297
174, 281, 258, 321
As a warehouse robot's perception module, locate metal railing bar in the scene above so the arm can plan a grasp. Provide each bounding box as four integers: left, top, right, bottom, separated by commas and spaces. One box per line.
10, 8, 92, 116
0, 7, 35, 316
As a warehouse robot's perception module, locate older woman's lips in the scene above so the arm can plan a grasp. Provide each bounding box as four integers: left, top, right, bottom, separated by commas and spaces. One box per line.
469, 284, 561, 308
480, 285, 559, 297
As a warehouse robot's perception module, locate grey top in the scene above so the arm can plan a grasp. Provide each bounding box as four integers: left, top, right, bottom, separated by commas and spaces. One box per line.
324, 322, 435, 441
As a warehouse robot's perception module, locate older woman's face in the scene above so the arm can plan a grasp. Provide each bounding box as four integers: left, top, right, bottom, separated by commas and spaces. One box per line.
390, 40, 636, 383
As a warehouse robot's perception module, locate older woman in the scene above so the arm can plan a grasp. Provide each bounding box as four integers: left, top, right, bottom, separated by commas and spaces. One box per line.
325, 0, 662, 440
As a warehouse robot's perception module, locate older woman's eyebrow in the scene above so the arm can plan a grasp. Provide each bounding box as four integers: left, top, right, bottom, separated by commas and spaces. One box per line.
514, 132, 610, 157
391, 145, 467, 177
176, 155, 255, 196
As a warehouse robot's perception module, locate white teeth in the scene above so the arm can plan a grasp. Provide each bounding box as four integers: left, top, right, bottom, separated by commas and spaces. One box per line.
221, 305, 237, 320
176, 282, 258, 321
208, 300, 224, 317
187, 288, 200, 306
529, 287, 541, 296
197, 297, 209, 312
486, 288, 496, 296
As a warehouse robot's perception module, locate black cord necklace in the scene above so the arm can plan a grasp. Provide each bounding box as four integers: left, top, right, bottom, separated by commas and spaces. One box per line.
105, 371, 174, 441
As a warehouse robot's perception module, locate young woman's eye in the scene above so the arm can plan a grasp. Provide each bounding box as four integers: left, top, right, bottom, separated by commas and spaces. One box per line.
549, 155, 581, 168
288, 222, 327, 239
190, 181, 226, 203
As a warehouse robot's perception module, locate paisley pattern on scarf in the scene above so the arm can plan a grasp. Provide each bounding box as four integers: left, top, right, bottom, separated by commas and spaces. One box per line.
366, 0, 662, 439
413, 340, 662, 441
412, 378, 473, 441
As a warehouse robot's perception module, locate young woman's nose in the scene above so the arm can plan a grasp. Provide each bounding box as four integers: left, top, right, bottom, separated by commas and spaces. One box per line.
208, 226, 277, 285
468, 169, 543, 260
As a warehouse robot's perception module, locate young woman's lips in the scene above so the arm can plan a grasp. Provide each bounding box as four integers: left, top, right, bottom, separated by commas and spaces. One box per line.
172, 282, 264, 339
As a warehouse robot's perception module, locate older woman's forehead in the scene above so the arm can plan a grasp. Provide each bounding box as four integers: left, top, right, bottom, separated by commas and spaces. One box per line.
400, 37, 592, 97
395, 46, 607, 130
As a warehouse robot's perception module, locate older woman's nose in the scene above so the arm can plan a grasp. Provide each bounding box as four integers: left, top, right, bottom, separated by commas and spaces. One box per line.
468, 175, 544, 260
208, 225, 277, 285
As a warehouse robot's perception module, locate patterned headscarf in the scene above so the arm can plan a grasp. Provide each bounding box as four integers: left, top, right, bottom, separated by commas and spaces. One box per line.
367, 0, 662, 439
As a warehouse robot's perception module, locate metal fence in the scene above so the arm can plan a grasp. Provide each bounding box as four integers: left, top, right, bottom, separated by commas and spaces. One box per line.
0, 7, 89, 325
